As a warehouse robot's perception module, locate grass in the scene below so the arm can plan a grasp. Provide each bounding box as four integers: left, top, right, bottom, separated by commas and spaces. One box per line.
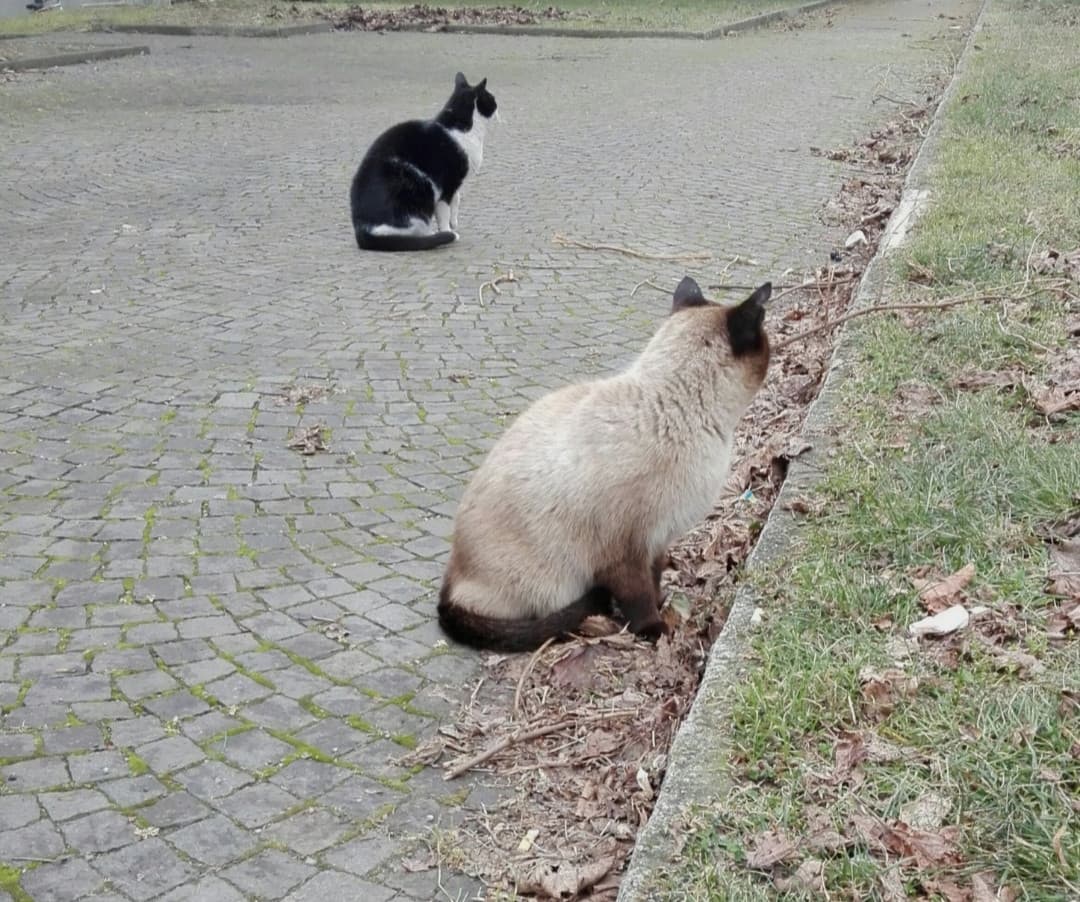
657, 0, 1080, 898
0, 0, 802, 37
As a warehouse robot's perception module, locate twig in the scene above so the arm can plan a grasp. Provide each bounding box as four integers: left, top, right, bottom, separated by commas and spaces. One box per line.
630, 278, 666, 297
513, 636, 556, 719
553, 232, 712, 263
478, 270, 517, 307
873, 92, 921, 107
444, 709, 637, 780
771, 276, 857, 303
772, 286, 1052, 350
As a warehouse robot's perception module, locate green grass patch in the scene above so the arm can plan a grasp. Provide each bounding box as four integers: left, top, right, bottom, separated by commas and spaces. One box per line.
126, 751, 150, 777
663, 1, 1080, 897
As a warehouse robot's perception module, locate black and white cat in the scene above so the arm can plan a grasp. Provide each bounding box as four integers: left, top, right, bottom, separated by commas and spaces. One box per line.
349, 72, 497, 252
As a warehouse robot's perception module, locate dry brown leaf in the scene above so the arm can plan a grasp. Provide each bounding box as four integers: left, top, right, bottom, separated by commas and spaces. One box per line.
884, 822, 962, 869
549, 645, 604, 690
774, 858, 826, 894
287, 423, 328, 455
831, 731, 868, 783
972, 871, 1015, 902
924, 877, 972, 902
516, 856, 617, 899
581, 730, 623, 759
745, 828, 799, 869
1047, 538, 1080, 601
981, 643, 1045, 677
859, 667, 919, 721
919, 563, 976, 613
949, 369, 1022, 392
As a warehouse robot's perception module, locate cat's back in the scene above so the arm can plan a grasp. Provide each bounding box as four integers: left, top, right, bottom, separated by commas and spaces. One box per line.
359, 117, 444, 166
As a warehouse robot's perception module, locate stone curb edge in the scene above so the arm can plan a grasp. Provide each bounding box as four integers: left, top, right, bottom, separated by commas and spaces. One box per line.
615, 0, 992, 898
91, 21, 331, 37
86, 0, 840, 40
2, 43, 148, 69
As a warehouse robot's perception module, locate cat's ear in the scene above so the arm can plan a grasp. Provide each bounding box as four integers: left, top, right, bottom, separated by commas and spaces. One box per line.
454, 72, 468, 89
672, 275, 708, 312
726, 282, 772, 356
477, 78, 488, 91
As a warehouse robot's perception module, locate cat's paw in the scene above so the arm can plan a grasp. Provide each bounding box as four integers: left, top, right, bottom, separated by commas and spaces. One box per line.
450, 230, 460, 242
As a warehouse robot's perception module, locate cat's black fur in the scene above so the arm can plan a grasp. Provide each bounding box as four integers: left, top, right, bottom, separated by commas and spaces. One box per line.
349, 73, 497, 252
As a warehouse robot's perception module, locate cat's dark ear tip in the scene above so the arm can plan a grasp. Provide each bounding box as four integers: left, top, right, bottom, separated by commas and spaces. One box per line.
454, 72, 468, 87
751, 281, 773, 305
672, 275, 707, 311
478, 77, 488, 89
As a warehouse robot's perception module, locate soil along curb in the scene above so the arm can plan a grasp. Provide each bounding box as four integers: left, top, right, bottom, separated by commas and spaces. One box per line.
91, 22, 331, 37
615, 2, 991, 898
3, 43, 148, 69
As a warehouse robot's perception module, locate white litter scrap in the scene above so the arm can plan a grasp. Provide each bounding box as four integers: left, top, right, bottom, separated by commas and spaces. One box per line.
908, 604, 969, 638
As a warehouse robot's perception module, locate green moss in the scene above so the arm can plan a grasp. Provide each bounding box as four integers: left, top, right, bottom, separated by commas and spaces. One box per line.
127, 752, 150, 777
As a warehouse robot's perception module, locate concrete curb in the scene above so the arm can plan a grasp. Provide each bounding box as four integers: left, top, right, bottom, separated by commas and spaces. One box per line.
90, 21, 331, 37
86, 0, 842, 41
2, 43, 148, 69
615, 1, 991, 898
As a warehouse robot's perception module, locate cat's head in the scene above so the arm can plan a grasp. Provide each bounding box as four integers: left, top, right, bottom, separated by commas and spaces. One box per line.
655, 276, 772, 389
450, 72, 498, 124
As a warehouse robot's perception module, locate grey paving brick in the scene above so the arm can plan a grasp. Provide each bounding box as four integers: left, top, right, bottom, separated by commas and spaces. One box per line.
219, 849, 316, 900
2, 818, 66, 860
166, 813, 258, 866
217, 782, 298, 828
68, 749, 126, 784
322, 833, 399, 876
289, 871, 397, 902
261, 806, 352, 856
91, 837, 197, 901
158, 876, 246, 902
0, 794, 40, 830
139, 791, 211, 828
60, 808, 136, 854
100, 774, 169, 807
39, 787, 110, 822
22, 857, 108, 902
1, 757, 70, 791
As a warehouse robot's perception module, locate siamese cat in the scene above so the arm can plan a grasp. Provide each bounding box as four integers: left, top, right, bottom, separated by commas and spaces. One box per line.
438, 277, 773, 652
349, 72, 497, 252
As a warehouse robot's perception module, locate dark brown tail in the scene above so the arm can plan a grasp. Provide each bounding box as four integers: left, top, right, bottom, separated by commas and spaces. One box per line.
437, 585, 611, 653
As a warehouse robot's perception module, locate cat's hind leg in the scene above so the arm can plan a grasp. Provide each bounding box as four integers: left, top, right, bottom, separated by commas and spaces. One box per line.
435, 200, 451, 232
449, 191, 462, 230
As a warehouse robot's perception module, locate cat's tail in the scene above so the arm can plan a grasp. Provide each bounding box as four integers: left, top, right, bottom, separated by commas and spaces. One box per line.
437, 584, 610, 654
355, 226, 458, 252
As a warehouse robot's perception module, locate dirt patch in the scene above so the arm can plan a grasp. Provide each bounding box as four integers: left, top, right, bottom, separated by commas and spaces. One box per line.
321, 4, 568, 31
402, 89, 949, 898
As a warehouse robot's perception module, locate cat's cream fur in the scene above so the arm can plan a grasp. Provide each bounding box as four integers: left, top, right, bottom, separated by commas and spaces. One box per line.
438, 277, 772, 652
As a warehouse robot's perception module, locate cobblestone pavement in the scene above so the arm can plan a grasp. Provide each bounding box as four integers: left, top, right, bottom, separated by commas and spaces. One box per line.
0, 1, 976, 898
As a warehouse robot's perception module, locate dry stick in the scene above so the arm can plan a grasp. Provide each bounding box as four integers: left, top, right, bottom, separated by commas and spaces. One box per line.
513, 636, 556, 719
552, 232, 712, 263
444, 709, 637, 781
478, 270, 518, 307
771, 286, 1054, 350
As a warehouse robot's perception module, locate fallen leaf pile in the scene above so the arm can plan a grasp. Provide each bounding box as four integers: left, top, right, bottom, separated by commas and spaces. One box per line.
323, 3, 567, 31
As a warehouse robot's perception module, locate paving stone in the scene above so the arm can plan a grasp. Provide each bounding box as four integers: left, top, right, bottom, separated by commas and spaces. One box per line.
166, 813, 258, 866
110, 715, 169, 748
100, 774, 169, 807
108, 732, 186, 780
219, 728, 293, 770
261, 806, 353, 856
203, 672, 274, 705
0, 793, 40, 830
1, 756, 70, 791
139, 791, 211, 828
158, 875, 246, 902
217, 782, 298, 828
0, 733, 37, 759
91, 837, 197, 901
22, 856, 109, 902
269, 759, 351, 797
219, 849, 316, 900
289, 871, 397, 902
60, 808, 136, 854
117, 668, 179, 699
68, 749, 126, 784
173, 760, 253, 801
322, 833, 400, 876
41, 724, 103, 755
39, 787, 110, 822
2, 818, 66, 860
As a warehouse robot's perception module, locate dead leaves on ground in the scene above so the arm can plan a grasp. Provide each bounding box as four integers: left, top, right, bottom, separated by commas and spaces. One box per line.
323, 3, 568, 31
915, 562, 976, 613
287, 423, 328, 455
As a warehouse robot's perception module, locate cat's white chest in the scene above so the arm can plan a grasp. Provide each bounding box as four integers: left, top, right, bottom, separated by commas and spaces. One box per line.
448, 118, 486, 174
